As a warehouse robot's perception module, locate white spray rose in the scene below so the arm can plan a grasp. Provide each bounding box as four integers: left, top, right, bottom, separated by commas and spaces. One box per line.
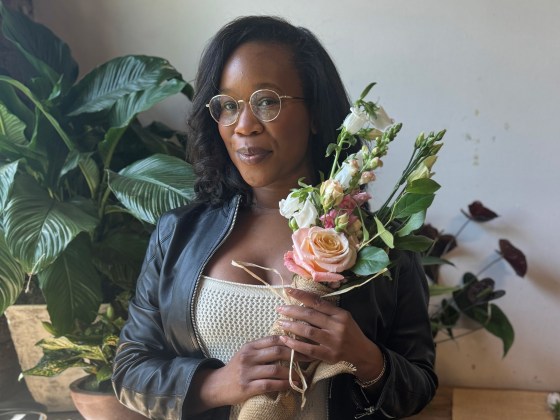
279, 192, 303, 219
548, 392, 560, 409
293, 197, 319, 229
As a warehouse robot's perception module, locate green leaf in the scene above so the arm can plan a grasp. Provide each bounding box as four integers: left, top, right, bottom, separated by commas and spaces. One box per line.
92, 231, 149, 291
38, 235, 102, 334
107, 154, 196, 224
352, 246, 390, 276
396, 210, 426, 237
393, 234, 433, 252
429, 284, 458, 297
393, 193, 435, 220
0, 82, 34, 134
65, 55, 184, 116
0, 228, 26, 315
0, 161, 18, 212
109, 78, 186, 128
406, 178, 441, 194
0, 101, 28, 145
358, 82, 376, 101
22, 351, 89, 377
374, 216, 394, 248
465, 303, 515, 357
0, 4, 78, 91
3, 175, 99, 273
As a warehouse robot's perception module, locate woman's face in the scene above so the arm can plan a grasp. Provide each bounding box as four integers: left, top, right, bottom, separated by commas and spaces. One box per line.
217, 42, 315, 192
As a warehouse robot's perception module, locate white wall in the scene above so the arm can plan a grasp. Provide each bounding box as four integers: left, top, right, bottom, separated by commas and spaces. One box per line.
33, 0, 560, 392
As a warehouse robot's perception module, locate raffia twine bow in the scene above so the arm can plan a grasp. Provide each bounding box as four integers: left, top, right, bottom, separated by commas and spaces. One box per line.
231, 261, 356, 420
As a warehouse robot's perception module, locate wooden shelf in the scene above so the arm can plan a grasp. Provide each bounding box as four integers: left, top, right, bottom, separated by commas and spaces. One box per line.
407, 386, 553, 420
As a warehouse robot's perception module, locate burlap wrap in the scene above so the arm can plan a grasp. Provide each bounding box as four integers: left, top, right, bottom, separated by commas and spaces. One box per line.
237, 275, 356, 420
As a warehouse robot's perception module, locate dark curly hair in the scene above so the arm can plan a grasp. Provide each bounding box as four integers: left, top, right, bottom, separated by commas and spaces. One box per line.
187, 15, 361, 207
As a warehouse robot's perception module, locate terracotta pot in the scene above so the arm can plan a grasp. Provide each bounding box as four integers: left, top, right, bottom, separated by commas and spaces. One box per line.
69, 376, 147, 420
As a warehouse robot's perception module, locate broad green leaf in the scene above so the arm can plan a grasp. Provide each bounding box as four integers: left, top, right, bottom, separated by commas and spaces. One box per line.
0, 161, 18, 211
37, 336, 105, 360
396, 210, 426, 237
0, 82, 34, 133
394, 234, 433, 252
0, 229, 25, 315
65, 55, 184, 116
99, 126, 127, 168
465, 304, 515, 357
0, 101, 28, 145
374, 216, 394, 248
352, 246, 390, 276
38, 235, 102, 334
393, 193, 435, 220
3, 175, 99, 273
92, 230, 149, 291
22, 351, 89, 377
406, 178, 441, 194
0, 4, 78, 91
59, 151, 100, 194
108, 154, 196, 224
109, 78, 186, 128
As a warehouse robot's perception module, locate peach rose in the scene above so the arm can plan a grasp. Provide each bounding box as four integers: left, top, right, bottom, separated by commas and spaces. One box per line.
284, 227, 357, 283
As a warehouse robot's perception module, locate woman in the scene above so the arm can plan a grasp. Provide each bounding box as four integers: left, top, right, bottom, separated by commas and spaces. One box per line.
112, 16, 437, 419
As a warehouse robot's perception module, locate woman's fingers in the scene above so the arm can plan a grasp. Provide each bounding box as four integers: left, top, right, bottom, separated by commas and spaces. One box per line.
284, 287, 339, 315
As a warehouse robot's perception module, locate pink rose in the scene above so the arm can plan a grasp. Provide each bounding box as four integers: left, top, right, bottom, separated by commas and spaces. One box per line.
284, 227, 357, 283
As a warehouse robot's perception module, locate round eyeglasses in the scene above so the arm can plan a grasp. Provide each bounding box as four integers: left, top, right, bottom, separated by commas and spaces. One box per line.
206, 89, 305, 126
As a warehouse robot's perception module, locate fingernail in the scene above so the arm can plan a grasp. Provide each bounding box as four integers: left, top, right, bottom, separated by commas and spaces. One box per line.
276, 305, 286, 313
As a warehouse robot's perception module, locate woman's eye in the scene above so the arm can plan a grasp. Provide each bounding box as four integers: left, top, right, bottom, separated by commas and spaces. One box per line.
222, 101, 237, 112
256, 97, 280, 108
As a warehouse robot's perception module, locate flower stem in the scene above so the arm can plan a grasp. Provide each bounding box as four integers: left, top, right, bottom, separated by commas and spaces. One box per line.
435, 326, 485, 344
476, 255, 503, 277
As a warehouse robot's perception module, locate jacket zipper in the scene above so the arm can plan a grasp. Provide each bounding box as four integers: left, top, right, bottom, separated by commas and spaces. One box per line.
190, 196, 241, 357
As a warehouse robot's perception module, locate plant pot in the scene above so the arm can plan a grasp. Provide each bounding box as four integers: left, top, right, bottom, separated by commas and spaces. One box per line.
69, 376, 147, 420
4, 305, 84, 412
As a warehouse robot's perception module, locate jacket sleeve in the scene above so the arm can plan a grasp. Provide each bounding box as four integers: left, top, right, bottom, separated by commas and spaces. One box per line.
353, 251, 438, 419
111, 219, 228, 420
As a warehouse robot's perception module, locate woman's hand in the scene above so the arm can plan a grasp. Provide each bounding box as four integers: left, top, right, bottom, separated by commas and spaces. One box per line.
196, 335, 310, 409
275, 287, 384, 383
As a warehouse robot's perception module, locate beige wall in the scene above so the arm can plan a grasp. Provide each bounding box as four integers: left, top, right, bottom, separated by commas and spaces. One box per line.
33, 0, 560, 391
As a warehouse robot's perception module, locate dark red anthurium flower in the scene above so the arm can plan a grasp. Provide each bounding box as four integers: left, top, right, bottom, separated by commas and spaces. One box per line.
499, 239, 527, 277
466, 201, 499, 222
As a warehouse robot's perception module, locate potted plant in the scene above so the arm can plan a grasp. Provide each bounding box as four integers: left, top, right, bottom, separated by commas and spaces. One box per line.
0, 1, 195, 411
22, 302, 147, 419
422, 200, 528, 357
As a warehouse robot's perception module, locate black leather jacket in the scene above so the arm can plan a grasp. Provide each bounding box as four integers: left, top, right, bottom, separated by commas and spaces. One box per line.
112, 195, 437, 419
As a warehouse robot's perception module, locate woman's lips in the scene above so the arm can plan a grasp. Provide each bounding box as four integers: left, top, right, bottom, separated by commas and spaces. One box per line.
236, 147, 271, 165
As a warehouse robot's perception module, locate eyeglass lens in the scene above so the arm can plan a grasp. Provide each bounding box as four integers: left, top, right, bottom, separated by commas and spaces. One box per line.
208, 89, 283, 126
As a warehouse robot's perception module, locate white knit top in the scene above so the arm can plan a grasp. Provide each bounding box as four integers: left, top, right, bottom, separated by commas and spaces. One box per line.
194, 275, 328, 420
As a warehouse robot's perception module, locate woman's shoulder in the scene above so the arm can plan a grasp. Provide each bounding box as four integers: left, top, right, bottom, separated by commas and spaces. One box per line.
155, 195, 241, 237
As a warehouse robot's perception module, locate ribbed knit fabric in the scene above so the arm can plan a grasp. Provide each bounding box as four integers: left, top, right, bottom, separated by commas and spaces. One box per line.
194, 276, 328, 420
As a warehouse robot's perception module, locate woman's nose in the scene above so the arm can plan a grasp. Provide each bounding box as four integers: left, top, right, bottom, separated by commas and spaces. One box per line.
234, 102, 263, 135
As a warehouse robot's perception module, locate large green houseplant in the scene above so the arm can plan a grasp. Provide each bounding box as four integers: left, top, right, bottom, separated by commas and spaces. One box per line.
0, 1, 195, 339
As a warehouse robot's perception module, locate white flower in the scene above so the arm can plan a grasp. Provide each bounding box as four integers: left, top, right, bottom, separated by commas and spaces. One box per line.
548, 392, 560, 409
369, 106, 393, 131
279, 192, 303, 219
334, 160, 359, 189
342, 107, 369, 135
293, 197, 319, 229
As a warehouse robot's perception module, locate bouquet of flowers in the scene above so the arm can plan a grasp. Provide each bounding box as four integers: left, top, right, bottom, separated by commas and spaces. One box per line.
237, 83, 445, 419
